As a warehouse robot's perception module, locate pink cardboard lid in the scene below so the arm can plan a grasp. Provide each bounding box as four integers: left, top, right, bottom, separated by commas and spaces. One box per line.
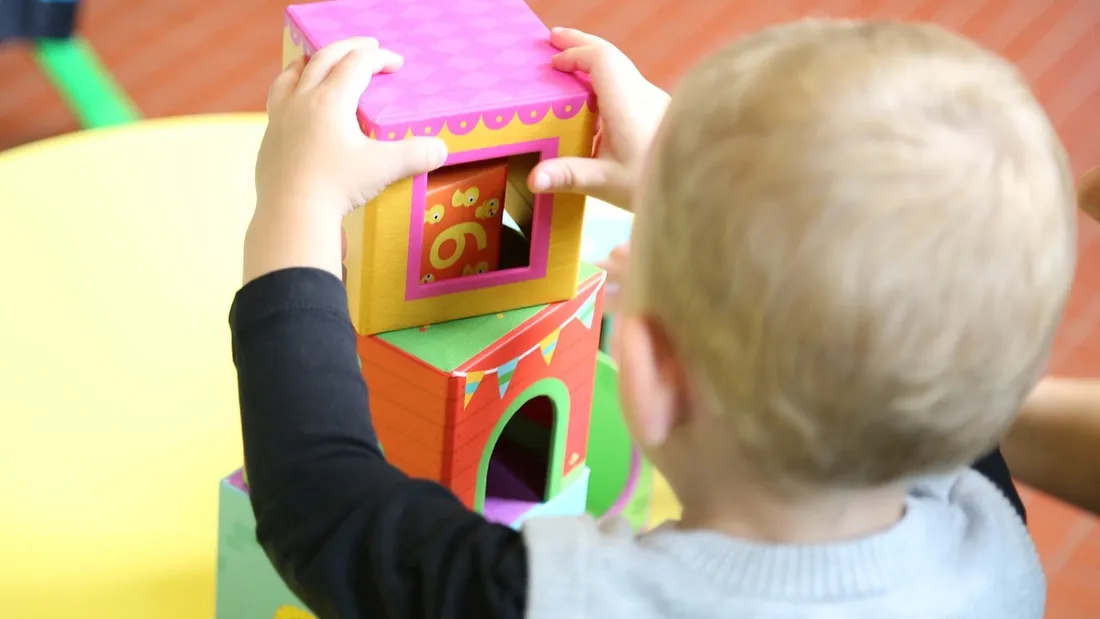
285, 0, 595, 140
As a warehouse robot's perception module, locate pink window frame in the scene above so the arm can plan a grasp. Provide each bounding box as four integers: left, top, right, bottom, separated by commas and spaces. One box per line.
405, 137, 560, 301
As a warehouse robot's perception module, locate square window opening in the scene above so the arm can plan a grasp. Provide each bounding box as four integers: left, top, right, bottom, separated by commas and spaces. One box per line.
411, 145, 553, 299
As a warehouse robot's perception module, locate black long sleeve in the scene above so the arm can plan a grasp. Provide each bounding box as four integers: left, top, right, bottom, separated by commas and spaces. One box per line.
229, 267, 1028, 619
230, 267, 527, 619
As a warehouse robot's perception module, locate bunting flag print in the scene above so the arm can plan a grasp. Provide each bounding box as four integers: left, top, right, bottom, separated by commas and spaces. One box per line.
457, 286, 601, 407
575, 292, 597, 329
539, 329, 560, 365
464, 370, 486, 408
496, 357, 520, 398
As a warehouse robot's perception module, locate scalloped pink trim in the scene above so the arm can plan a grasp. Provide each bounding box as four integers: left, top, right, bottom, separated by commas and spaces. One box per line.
286, 21, 596, 142
286, 20, 314, 54
286, 17, 297, 42
362, 96, 597, 142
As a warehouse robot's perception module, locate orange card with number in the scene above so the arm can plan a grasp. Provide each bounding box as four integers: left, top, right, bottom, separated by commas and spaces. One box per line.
419, 160, 508, 285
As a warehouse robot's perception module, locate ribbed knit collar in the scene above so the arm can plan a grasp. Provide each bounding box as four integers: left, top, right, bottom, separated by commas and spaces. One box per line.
639, 494, 960, 600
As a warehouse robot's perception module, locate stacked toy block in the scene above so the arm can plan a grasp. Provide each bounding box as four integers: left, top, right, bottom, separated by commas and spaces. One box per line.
216, 472, 313, 619
215, 0, 653, 615
216, 350, 653, 618
358, 262, 605, 524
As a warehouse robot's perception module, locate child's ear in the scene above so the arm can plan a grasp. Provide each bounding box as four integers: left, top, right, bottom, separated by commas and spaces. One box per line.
1078, 166, 1100, 223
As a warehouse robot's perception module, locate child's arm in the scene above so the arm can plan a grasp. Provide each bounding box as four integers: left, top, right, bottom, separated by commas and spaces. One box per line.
998, 171, 1100, 515
232, 267, 529, 619
240, 40, 529, 619
1003, 378, 1100, 515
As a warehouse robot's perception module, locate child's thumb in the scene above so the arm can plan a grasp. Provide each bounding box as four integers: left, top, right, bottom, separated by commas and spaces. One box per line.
371, 137, 449, 185
529, 157, 617, 195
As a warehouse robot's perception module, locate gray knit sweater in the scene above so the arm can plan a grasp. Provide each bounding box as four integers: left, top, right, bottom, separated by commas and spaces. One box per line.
522, 469, 1044, 618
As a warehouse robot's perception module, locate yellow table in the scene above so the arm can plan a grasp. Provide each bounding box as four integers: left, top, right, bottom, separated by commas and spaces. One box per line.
0, 113, 677, 619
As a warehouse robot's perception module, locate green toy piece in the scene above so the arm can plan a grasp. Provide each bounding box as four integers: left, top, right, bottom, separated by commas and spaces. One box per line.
217, 472, 307, 617
33, 37, 141, 129
584, 351, 653, 530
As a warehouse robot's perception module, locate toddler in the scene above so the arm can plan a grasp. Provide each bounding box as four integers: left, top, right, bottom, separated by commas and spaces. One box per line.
233, 20, 1074, 619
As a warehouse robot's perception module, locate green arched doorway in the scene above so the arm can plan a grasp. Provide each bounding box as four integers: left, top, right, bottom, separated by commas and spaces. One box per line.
474, 379, 571, 515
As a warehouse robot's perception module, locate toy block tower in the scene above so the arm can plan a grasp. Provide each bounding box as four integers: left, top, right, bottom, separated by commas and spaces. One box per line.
215, 1, 621, 615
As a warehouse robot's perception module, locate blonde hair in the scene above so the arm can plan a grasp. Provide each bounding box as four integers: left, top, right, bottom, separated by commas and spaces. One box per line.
627, 20, 1076, 488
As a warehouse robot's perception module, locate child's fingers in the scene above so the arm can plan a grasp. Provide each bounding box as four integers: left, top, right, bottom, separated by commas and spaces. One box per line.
549, 28, 632, 77
528, 156, 620, 195
367, 136, 450, 187
298, 37, 379, 91
550, 45, 602, 78
324, 47, 404, 109
604, 287, 620, 313
284, 56, 308, 73
550, 44, 633, 124
266, 57, 306, 114
376, 50, 404, 73
549, 27, 610, 52
596, 257, 625, 281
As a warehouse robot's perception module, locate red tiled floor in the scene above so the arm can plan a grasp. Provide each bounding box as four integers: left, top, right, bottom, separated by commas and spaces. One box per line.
1047, 575, 1100, 619
1061, 519, 1100, 579
2, 0, 1099, 614
1024, 489, 1097, 572
0, 44, 79, 150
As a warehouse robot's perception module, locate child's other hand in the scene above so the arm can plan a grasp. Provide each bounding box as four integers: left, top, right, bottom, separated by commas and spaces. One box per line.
597, 241, 629, 313
528, 28, 669, 211
256, 37, 449, 220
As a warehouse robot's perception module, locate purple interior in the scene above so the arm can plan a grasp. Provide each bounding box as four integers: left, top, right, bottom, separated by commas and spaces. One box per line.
228, 469, 248, 493
483, 460, 539, 524
482, 432, 548, 525
604, 448, 643, 518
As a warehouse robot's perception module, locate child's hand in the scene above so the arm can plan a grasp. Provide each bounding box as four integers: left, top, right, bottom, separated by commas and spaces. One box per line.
528, 28, 669, 211
246, 38, 449, 283
256, 37, 448, 217
256, 37, 449, 216
597, 241, 629, 313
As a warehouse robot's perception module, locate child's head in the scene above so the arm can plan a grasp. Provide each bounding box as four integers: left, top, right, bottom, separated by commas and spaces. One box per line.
616, 20, 1076, 501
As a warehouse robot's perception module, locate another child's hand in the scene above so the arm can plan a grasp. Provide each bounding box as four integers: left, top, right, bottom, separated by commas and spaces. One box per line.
256, 37, 449, 219
528, 28, 669, 211
246, 38, 449, 283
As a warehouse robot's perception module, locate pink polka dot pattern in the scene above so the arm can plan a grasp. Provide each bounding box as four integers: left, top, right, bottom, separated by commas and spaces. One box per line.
286, 0, 596, 141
